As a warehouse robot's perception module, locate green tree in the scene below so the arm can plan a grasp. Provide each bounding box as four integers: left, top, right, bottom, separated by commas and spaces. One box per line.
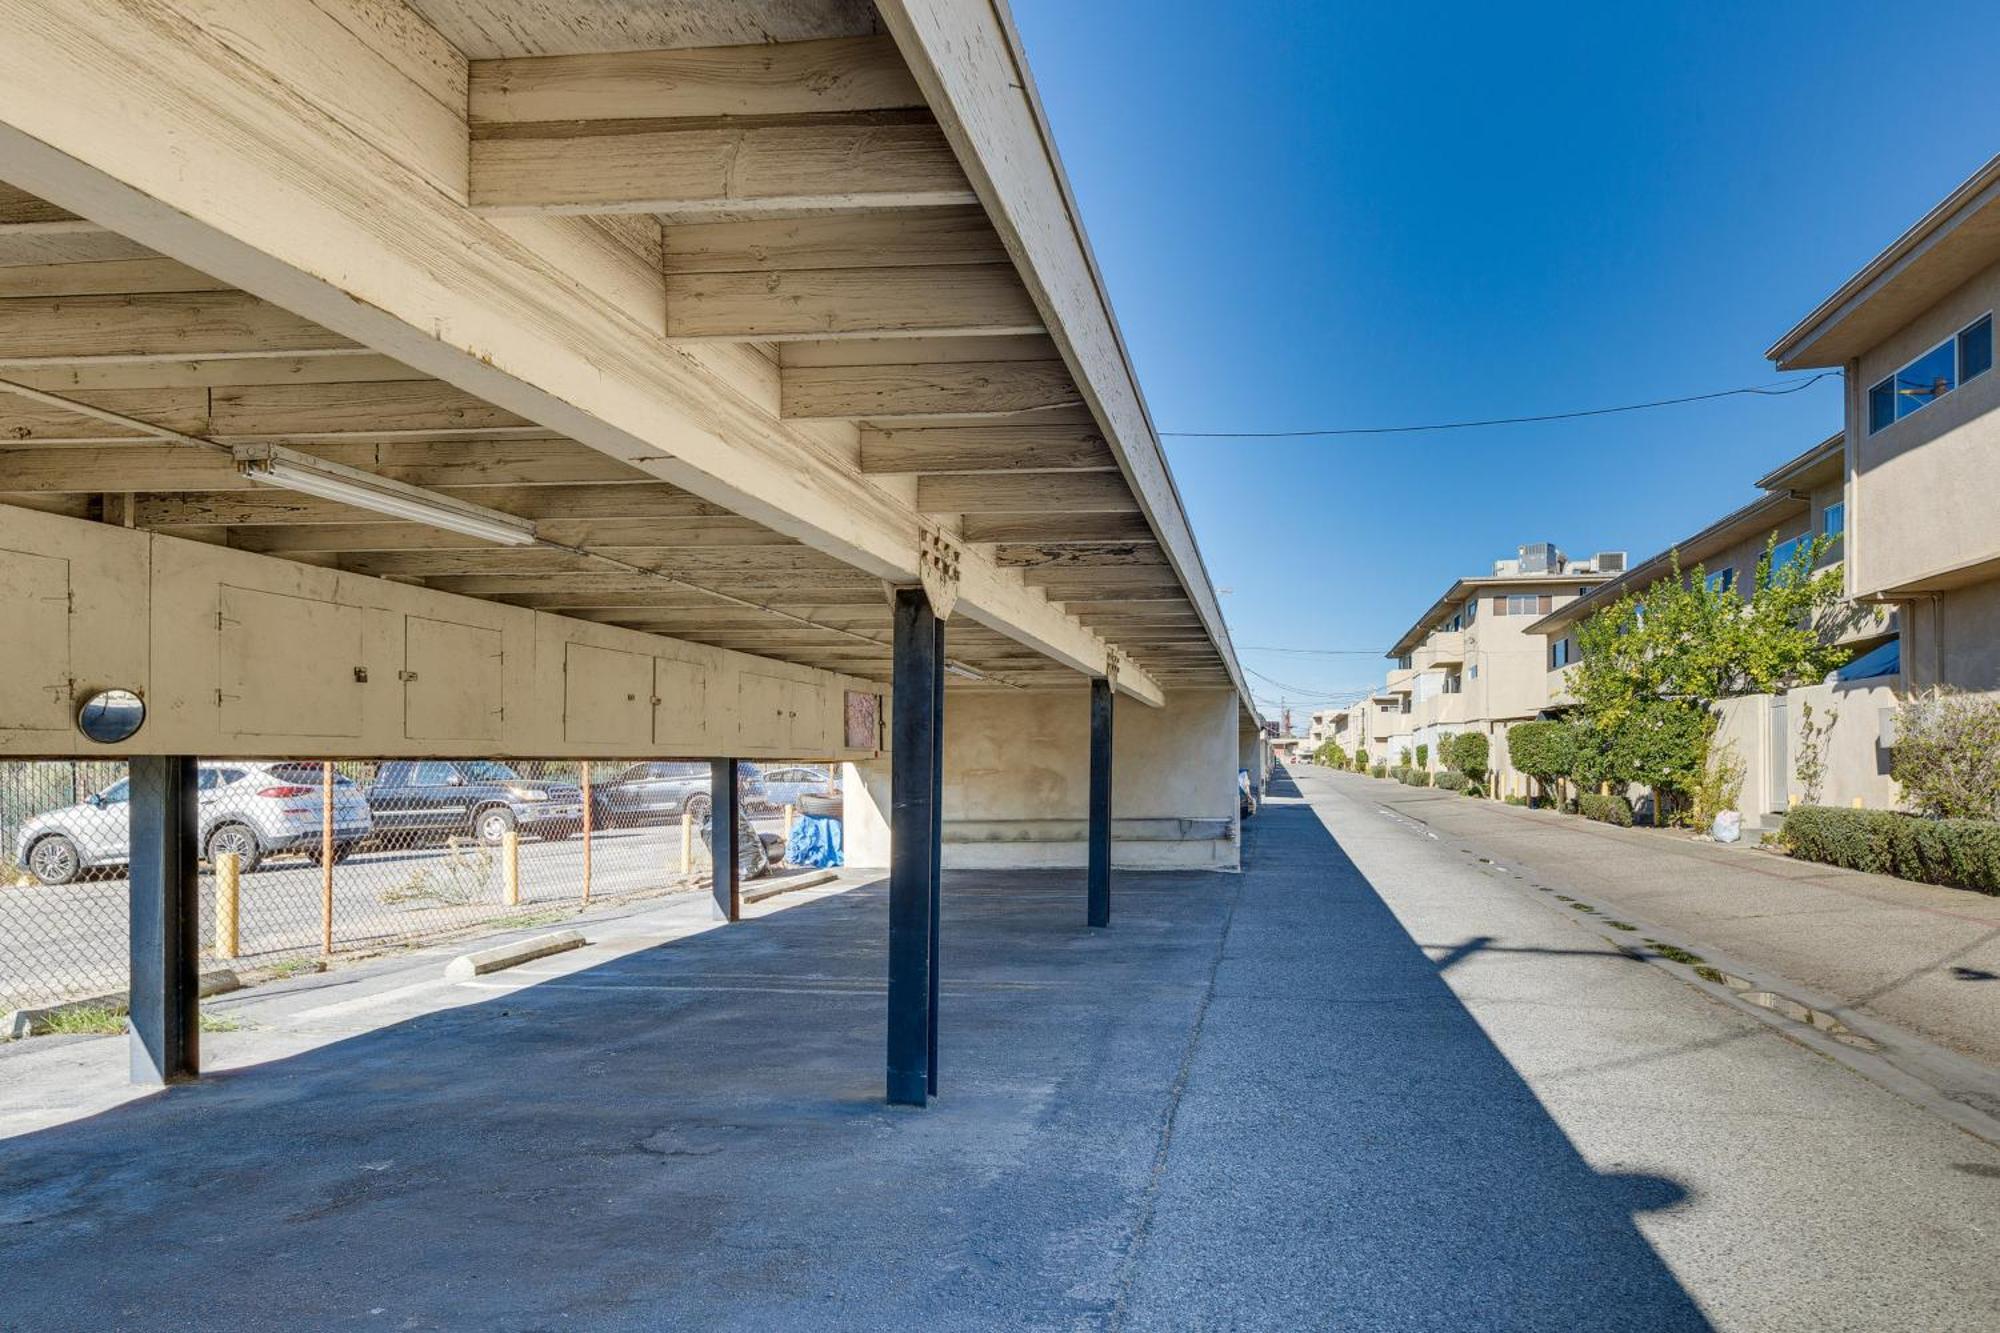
1504, 721, 1574, 806
1569, 534, 1851, 818
1414, 742, 1429, 770
1446, 732, 1489, 788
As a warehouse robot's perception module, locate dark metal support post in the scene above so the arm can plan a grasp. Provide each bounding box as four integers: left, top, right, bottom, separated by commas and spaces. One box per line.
709, 758, 740, 922
927, 615, 946, 1096
128, 755, 200, 1085
888, 587, 940, 1106
1088, 678, 1114, 928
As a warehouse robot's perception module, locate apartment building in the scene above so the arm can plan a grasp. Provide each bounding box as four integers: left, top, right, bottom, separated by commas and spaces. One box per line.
1387, 545, 1622, 791
1767, 153, 2000, 698
1530, 436, 1899, 819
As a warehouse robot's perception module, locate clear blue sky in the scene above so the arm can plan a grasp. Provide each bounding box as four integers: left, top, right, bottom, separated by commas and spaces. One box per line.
1009, 0, 2000, 723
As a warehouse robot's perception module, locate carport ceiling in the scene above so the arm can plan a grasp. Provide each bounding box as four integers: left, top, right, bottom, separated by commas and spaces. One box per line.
0, 5, 1231, 695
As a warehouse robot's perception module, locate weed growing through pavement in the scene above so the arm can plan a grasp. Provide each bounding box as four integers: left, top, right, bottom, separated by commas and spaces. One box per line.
1644, 939, 1707, 966
37, 1003, 124, 1036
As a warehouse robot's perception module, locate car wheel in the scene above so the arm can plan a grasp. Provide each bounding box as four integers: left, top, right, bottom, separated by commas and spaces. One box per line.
206, 823, 263, 873
305, 840, 356, 866
683, 793, 712, 823
475, 806, 516, 846
26, 834, 82, 886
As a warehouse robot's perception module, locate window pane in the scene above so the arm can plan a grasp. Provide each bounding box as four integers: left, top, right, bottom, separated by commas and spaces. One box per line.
1895, 339, 1956, 418
1869, 378, 1895, 432
1822, 501, 1845, 539
1960, 314, 1993, 382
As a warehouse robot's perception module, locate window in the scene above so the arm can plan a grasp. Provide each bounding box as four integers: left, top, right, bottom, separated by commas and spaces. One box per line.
1705, 567, 1736, 594
1822, 500, 1845, 540
1464, 598, 1478, 623
1468, 664, 1479, 680
1395, 654, 1412, 670
412, 761, 458, 786
1506, 593, 1538, 615
1442, 673, 1462, 695
1869, 313, 1992, 432
1549, 637, 1576, 670
97, 778, 130, 805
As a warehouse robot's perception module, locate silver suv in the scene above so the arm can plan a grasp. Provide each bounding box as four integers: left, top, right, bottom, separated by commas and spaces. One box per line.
14, 761, 374, 885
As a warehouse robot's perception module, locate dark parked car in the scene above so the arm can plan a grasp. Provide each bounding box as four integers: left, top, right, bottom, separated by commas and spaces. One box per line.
366, 760, 583, 847
591, 762, 766, 828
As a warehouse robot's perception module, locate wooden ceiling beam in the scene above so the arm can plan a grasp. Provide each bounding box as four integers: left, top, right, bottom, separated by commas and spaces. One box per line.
666, 264, 1040, 342
469, 36, 925, 125
471, 116, 973, 219
993, 542, 1167, 568
0, 257, 232, 298
0, 438, 652, 493
0, 291, 357, 364
781, 358, 1079, 420
128, 483, 729, 527
663, 208, 1007, 273
958, 512, 1153, 544
917, 472, 1138, 515
858, 423, 1113, 474
224, 517, 793, 555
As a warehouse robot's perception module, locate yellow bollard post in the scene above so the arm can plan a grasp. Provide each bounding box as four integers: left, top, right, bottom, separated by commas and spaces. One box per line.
680, 809, 694, 877
502, 829, 521, 907
214, 851, 240, 959
320, 760, 335, 956
784, 803, 796, 840
1852, 796, 1864, 809
1789, 793, 1800, 808
580, 760, 593, 908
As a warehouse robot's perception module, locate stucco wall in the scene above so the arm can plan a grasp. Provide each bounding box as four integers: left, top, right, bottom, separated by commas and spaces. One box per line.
1850, 254, 2000, 597
1903, 581, 2000, 694
1711, 679, 1901, 820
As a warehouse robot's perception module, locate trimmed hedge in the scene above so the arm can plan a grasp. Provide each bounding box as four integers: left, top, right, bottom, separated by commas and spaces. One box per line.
1579, 793, 1634, 826
1781, 805, 2000, 894
1434, 770, 1469, 793
1370, 763, 1388, 779
1399, 769, 1432, 787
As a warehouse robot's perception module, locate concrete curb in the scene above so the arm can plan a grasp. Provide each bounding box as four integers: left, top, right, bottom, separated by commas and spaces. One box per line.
744, 868, 839, 905
4, 969, 241, 1040
444, 931, 585, 981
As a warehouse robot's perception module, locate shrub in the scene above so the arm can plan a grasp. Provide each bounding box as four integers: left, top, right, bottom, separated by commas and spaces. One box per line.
1370, 763, 1387, 779
1434, 770, 1469, 793
1892, 689, 2000, 820
1356, 749, 1370, 772
1399, 769, 1432, 787
1780, 805, 2000, 894
1445, 732, 1489, 781
1505, 794, 1528, 806
1415, 743, 1429, 770
1389, 765, 1409, 783
1505, 721, 1573, 795
1579, 792, 1634, 826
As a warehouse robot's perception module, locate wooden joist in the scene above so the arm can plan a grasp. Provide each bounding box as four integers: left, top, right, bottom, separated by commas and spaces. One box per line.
0, 291, 357, 364
0, 257, 233, 297
665, 265, 1040, 341
470, 118, 974, 219
781, 358, 1079, 419
129, 483, 730, 526
916, 472, 1138, 515
0, 438, 652, 492
993, 543, 1165, 567
858, 423, 1112, 474
663, 208, 1008, 273
469, 36, 925, 125
225, 516, 792, 554
0, 380, 542, 443
958, 512, 1153, 544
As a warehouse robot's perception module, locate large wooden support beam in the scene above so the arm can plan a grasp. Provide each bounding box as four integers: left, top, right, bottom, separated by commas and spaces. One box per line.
128, 755, 200, 1085
665, 265, 1040, 342
1088, 678, 1113, 929
958, 512, 1153, 544
917, 472, 1139, 515
780, 358, 1079, 420
709, 758, 740, 923
888, 587, 939, 1106
0, 0, 1161, 708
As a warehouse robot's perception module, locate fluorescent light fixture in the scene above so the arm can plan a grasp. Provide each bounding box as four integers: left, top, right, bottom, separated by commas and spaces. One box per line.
233, 444, 537, 547
943, 660, 988, 682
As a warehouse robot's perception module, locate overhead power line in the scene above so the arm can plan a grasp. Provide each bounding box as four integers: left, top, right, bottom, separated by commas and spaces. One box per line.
1238, 645, 1383, 656
1161, 370, 1840, 439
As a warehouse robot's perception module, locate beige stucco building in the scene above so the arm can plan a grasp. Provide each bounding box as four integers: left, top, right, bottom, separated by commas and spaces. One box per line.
1768, 152, 2000, 698
1385, 546, 1621, 792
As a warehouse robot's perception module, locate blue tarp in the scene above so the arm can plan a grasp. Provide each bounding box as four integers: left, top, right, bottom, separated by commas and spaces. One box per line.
786, 812, 843, 869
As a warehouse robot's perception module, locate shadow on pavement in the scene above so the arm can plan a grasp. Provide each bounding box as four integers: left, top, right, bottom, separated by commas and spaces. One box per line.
0, 776, 1710, 1330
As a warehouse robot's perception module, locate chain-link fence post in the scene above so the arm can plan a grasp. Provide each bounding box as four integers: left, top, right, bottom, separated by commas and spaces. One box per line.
320, 760, 335, 955
581, 760, 593, 907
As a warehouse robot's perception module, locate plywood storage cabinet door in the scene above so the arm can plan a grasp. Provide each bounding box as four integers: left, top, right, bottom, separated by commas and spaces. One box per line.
405, 616, 503, 744
564, 642, 653, 745
652, 657, 709, 752
736, 672, 792, 750
218, 585, 364, 738
0, 547, 71, 733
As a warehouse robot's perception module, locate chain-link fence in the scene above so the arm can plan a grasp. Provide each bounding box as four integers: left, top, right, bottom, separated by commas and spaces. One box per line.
1, 757, 843, 1016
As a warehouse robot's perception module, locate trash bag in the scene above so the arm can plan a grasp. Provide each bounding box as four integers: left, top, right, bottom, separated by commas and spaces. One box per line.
1710, 810, 1742, 844
786, 812, 844, 869
699, 804, 771, 879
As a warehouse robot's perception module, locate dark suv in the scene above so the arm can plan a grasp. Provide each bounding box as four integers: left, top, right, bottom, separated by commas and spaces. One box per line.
366, 760, 584, 846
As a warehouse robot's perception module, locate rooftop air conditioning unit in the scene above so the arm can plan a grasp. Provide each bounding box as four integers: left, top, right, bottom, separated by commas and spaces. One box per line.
1594, 551, 1627, 573
1492, 558, 1521, 576
1518, 542, 1564, 574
